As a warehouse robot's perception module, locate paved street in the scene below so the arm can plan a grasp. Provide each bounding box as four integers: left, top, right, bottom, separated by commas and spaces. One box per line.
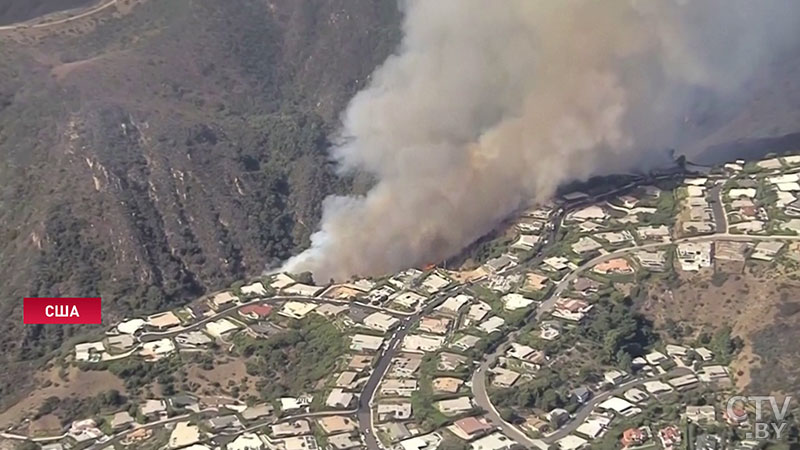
541, 367, 692, 444
357, 315, 414, 450
20, 169, 800, 449
467, 174, 800, 448
357, 287, 460, 450
708, 183, 728, 233
470, 228, 800, 447
471, 342, 538, 447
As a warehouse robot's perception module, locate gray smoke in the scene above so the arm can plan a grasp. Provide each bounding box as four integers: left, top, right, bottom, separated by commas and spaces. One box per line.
283, 0, 800, 281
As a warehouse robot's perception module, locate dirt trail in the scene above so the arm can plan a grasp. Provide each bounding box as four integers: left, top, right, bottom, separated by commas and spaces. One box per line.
0, 0, 117, 32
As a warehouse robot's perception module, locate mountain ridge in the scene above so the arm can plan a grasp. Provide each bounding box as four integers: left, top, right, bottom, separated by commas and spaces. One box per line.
0, 0, 400, 408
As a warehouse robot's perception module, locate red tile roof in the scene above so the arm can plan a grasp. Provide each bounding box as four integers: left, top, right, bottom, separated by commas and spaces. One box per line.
239, 304, 273, 318
454, 416, 492, 436
622, 428, 646, 446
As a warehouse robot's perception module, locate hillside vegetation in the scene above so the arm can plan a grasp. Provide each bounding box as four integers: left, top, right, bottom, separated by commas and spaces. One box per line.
0, 0, 97, 25
0, 0, 400, 408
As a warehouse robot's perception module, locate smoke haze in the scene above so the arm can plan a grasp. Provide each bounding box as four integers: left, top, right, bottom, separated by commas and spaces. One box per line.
283, 0, 800, 281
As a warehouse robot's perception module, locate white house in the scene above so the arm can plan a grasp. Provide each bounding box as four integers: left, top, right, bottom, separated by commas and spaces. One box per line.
469, 433, 516, 450
227, 433, 263, 450
570, 205, 607, 222
363, 312, 400, 332
350, 334, 384, 352
241, 281, 267, 297
205, 318, 239, 338
501, 293, 534, 311
478, 316, 505, 334
676, 242, 712, 271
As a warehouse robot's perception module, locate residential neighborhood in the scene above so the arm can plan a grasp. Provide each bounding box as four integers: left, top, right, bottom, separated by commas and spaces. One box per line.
5, 155, 800, 450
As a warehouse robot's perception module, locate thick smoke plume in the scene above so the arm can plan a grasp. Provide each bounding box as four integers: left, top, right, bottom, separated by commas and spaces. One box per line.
284, 0, 800, 281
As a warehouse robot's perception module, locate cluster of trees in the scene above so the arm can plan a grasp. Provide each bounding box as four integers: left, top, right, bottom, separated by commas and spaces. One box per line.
699, 326, 743, 365
18, 204, 107, 362
410, 355, 450, 431
466, 235, 514, 265
240, 316, 346, 399
492, 295, 658, 419
98, 356, 186, 394
36, 389, 127, 426
640, 190, 677, 226
578, 297, 657, 370
661, 318, 696, 340
493, 369, 567, 413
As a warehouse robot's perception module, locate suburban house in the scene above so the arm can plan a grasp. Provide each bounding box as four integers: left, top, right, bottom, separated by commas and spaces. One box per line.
676, 242, 713, 271
435, 397, 474, 415
350, 334, 384, 352
238, 303, 273, 320
469, 433, 516, 450
210, 291, 238, 310
376, 402, 413, 422
593, 258, 634, 275
363, 312, 400, 332
448, 416, 494, 441
380, 379, 418, 397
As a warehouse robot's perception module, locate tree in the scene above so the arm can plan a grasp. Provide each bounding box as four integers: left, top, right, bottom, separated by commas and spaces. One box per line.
539, 389, 560, 411
710, 326, 742, 364
439, 439, 468, 450
294, 271, 314, 285
675, 154, 687, 171
579, 297, 655, 364
616, 350, 633, 372
102, 389, 124, 406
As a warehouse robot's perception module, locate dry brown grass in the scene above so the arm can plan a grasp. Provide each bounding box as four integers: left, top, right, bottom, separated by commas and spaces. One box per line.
185, 357, 259, 400
0, 365, 125, 428
639, 260, 800, 394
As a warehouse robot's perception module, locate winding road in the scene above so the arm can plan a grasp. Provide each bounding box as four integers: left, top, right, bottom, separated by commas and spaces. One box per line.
469, 176, 800, 447
14, 169, 798, 449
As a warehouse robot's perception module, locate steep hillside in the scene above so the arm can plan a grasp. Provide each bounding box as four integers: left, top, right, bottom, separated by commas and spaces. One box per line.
4, 0, 800, 413
0, 0, 400, 407
0, 0, 98, 26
